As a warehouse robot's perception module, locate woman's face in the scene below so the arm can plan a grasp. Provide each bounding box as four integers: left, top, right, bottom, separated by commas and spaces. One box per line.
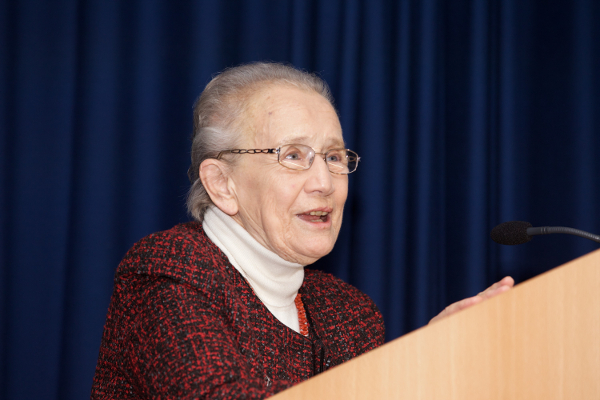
228, 84, 348, 265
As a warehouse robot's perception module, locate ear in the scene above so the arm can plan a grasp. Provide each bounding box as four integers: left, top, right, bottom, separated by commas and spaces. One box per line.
199, 159, 239, 216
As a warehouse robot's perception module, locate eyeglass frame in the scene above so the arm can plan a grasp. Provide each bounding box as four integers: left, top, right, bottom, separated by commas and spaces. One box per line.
215, 144, 361, 175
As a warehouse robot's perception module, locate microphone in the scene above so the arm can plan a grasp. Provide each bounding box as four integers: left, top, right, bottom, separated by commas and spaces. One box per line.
491, 221, 600, 245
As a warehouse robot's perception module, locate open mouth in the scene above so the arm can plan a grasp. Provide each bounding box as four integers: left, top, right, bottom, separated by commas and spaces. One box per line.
297, 210, 330, 223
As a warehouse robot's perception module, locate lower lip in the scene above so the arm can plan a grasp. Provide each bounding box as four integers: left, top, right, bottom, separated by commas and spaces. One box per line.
297, 213, 331, 226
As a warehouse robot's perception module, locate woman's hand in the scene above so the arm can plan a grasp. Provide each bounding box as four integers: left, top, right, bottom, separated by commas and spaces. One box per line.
429, 276, 515, 324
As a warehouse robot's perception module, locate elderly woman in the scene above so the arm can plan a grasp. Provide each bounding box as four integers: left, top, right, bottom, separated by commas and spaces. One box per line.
92, 62, 513, 398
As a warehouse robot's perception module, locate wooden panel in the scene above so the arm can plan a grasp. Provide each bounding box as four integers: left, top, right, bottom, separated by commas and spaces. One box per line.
272, 249, 600, 400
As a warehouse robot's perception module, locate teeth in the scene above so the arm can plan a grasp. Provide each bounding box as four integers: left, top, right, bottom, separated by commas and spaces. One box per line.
309, 211, 329, 216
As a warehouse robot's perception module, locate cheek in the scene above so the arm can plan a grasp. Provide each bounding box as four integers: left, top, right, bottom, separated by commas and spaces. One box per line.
262, 179, 300, 216
335, 179, 349, 204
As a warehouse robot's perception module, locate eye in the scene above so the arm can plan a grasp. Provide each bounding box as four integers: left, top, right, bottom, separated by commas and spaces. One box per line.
285, 152, 301, 160
281, 145, 309, 160
326, 150, 345, 163
278, 144, 314, 170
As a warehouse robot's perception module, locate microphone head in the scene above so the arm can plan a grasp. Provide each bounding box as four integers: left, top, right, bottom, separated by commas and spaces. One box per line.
491, 221, 533, 245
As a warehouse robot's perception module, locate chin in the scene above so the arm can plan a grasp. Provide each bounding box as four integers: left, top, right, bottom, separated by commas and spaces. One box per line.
296, 240, 336, 263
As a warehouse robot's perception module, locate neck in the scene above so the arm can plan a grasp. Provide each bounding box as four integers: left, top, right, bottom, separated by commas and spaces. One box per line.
202, 206, 305, 332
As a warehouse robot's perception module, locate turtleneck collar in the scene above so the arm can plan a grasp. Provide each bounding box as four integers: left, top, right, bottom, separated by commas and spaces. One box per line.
202, 206, 304, 332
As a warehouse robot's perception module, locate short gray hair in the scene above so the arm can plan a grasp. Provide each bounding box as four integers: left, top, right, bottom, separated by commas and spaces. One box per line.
186, 62, 335, 221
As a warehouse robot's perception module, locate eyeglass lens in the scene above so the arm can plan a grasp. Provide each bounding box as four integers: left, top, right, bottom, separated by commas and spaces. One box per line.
278, 144, 358, 174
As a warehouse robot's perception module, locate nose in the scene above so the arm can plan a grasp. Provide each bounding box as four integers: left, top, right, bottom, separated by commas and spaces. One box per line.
304, 155, 334, 195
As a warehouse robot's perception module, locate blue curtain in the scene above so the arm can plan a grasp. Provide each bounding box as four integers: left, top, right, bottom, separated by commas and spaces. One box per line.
1, 0, 599, 399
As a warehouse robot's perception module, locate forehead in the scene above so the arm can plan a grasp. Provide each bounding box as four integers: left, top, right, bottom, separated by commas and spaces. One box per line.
244, 84, 344, 148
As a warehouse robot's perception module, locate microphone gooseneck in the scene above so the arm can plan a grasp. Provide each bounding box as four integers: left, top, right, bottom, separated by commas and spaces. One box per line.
526, 226, 600, 243
491, 221, 600, 245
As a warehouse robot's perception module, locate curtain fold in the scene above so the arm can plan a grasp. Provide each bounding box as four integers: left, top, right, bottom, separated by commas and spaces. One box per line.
2, 0, 599, 399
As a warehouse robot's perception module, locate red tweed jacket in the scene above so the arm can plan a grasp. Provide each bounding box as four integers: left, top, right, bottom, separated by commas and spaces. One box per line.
92, 222, 385, 399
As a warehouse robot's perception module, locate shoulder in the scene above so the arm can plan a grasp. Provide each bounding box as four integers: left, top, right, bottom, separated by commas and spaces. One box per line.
116, 222, 232, 288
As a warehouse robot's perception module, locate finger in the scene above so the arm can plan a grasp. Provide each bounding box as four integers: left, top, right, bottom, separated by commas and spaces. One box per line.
429, 295, 483, 324
479, 277, 510, 294
429, 277, 515, 325
449, 295, 484, 312
481, 284, 511, 300
478, 276, 514, 299
497, 276, 515, 288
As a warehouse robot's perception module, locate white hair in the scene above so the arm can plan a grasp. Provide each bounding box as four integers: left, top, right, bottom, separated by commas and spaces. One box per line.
186, 62, 335, 221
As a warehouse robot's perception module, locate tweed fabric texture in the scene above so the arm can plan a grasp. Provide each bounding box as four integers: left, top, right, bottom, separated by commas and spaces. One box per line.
92, 222, 385, 399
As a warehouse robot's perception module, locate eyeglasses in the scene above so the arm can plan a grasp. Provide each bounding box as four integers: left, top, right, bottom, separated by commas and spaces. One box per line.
216, 144, 360, 175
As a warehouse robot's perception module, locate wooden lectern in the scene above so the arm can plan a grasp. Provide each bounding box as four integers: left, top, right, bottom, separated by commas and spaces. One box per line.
273, 249, 600, 399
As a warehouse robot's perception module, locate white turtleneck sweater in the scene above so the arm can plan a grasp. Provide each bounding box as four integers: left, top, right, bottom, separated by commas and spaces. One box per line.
202, 206, 305, 333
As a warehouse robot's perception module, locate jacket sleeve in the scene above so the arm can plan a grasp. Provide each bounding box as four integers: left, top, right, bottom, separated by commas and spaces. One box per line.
123, 275, 292, 399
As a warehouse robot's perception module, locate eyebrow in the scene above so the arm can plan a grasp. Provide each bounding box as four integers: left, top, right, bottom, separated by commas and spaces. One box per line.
276, 135, 346, 148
